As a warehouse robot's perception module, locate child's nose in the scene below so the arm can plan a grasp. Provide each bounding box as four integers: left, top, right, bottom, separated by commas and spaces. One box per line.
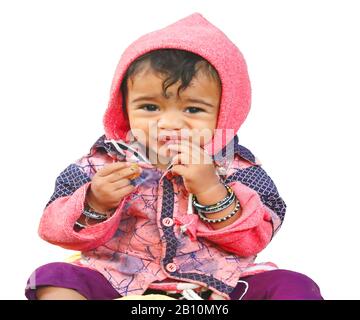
157, 111, 184, 130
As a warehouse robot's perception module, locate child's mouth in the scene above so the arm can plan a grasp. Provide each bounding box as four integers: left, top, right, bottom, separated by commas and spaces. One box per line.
158, 136, 182, 145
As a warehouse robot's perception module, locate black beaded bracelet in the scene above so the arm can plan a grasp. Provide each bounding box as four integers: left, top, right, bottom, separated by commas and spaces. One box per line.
196, 192, 235, 214
192, 183, 234, 213
83, 207, 108, 221
197, 199, 240, 223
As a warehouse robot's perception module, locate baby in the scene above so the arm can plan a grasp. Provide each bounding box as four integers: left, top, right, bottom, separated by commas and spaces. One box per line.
25, 13, 323, 300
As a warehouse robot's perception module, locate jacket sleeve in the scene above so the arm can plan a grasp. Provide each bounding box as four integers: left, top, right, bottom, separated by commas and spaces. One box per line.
38, 152, 125, 251
196, 163, 286, 257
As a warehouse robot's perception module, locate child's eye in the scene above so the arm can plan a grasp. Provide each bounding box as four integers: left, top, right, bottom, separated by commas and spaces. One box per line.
140, 104, 159, 112
185, 107, 204, 114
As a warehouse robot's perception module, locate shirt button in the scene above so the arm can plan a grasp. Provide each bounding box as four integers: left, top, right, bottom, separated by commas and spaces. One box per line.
162, 217, 174, 227
165, 263, 177, 273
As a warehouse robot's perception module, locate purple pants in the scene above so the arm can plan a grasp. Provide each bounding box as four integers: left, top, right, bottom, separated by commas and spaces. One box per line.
25, 262, 323, 300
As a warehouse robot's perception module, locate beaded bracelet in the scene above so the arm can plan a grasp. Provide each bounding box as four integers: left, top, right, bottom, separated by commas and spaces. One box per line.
192, 183, 234, 213
83, 204, 116, 226
196, 192, 235, 214
192, 183, 233, 209
197, 199, 240, 223
74, 221, 86, 229
83, 207, 108, 221
74, 215, 104, 229
74, 203, 115, 230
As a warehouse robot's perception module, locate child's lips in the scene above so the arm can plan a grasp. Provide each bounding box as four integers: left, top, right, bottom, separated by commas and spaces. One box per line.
158, 136, 182, 145
164, 139, 181, 146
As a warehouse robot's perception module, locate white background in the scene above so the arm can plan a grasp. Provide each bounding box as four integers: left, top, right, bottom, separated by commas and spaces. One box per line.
0, 0, 359, 300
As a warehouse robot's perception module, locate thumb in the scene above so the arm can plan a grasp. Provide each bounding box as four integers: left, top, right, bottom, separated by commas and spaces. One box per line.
170, 164, 187, 178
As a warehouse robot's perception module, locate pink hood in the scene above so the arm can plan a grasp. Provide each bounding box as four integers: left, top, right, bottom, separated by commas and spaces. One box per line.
103, 13, 251, 156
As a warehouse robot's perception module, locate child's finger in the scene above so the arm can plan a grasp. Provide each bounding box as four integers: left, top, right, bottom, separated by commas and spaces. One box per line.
168, 144, 202, 164
97, 162, 131, 177
106, 165, 141, 182
170, 164, 187, 177
111, 178, 132, 190
113, 184, 136, 198
171, 153, 192, 165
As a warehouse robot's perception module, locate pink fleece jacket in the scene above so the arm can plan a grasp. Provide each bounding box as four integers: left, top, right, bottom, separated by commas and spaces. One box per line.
38, 13, 285, 299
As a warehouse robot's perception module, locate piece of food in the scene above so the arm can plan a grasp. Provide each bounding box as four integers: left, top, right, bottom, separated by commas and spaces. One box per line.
128, 163, 141, 180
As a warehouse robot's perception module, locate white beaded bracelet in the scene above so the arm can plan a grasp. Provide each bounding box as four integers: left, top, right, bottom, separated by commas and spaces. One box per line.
74, 221, 86, 229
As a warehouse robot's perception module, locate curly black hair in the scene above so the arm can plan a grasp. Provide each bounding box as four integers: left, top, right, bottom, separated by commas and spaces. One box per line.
120, 49, 220, 115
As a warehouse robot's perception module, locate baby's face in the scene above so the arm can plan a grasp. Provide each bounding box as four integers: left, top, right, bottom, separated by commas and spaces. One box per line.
125, 64, 221, 167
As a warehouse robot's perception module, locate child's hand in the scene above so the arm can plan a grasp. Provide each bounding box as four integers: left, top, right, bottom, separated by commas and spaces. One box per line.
86, 162, 141, 213
167, 140, 220, 196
